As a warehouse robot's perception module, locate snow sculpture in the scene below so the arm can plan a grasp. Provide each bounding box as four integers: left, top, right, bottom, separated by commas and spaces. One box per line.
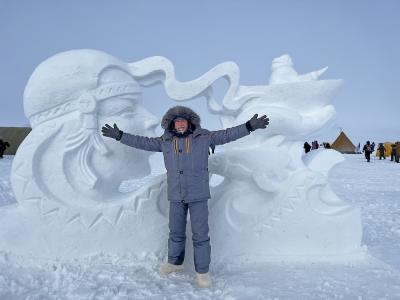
205, 54, 362, 261
269, 54, 328, 85
0, 50, 362, 262
3, 50, 170, 258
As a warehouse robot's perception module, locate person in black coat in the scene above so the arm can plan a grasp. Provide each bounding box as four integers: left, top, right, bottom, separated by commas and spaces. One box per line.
304, 142, 311, 153
362, 141, 372, 162
391, 143, 397, 161
371, 142, 375, 152
378, 143, 386, 160
0, 139, 10, 158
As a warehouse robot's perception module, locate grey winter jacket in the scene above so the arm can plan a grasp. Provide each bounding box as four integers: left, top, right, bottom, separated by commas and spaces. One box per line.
119, 106, 251, 202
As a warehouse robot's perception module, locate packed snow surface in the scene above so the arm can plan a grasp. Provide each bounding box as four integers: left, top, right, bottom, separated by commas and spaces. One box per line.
0, 154, 399, 299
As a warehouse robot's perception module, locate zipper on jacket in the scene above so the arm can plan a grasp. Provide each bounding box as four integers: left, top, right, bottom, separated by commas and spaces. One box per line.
176, 137, 182, 197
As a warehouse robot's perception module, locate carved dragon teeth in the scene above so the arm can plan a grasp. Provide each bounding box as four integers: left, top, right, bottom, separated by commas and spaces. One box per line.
88, 213, 104, 229
40, 197, 61, 216
80, 210, 103, 229
114, 206, 124, 225
65, 213, 81, 225
102, 205, 124, 225
133, 197, 146, 213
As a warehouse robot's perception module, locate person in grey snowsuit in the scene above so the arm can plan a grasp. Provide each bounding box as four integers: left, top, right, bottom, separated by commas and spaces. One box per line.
101, 105, 269, 286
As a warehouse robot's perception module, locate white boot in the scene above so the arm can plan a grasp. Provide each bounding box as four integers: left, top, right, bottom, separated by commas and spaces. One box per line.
195, 272, 211, 288
159, 262, 183, 276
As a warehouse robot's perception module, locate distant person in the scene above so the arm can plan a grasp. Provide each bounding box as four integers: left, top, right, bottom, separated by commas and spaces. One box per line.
356, 143, 361, 154
0, 139, 10, 158
390, 143, 397, 162
395, 142, 400, 163
324, 142, 331, 149
362, 141, 372, 162
377, 143, 386, 160
304, 142, 311, 153
371, 142, 375, 152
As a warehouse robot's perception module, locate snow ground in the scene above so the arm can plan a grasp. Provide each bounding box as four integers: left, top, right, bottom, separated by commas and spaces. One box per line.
0, 154, 400, 300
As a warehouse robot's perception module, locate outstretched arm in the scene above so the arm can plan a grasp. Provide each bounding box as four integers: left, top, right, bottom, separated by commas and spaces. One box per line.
209, 123, 251, 146
210, 114, 269, 146
101, 123, 162, 152
120, 133, 162, 152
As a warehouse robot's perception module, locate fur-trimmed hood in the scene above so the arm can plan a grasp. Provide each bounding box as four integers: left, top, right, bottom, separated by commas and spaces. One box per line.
161, 105, 201, 131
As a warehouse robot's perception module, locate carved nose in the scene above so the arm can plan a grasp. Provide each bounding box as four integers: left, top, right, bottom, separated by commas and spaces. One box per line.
141, 109, 160, 134
144, 117, 159, 130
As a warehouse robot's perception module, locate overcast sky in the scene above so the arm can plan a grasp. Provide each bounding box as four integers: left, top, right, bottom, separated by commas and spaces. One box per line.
1, 0, 399, 144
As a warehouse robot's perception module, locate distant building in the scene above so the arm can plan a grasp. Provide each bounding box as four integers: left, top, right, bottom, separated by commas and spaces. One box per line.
0, 127, 31, 155
331, 131, 356, 154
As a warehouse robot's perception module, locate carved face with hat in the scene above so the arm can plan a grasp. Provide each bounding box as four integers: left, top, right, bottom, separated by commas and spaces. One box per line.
14, 49, 159, 207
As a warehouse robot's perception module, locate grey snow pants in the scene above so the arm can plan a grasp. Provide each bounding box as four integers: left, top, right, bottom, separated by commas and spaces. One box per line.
167, 199, 211, 274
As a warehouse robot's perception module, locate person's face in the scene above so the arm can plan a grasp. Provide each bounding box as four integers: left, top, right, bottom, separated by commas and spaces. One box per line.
174, 119, 188, 133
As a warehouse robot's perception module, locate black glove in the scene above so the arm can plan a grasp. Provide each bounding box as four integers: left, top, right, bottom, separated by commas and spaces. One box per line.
246, 114, 269, 132
101, 123, 123, 141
